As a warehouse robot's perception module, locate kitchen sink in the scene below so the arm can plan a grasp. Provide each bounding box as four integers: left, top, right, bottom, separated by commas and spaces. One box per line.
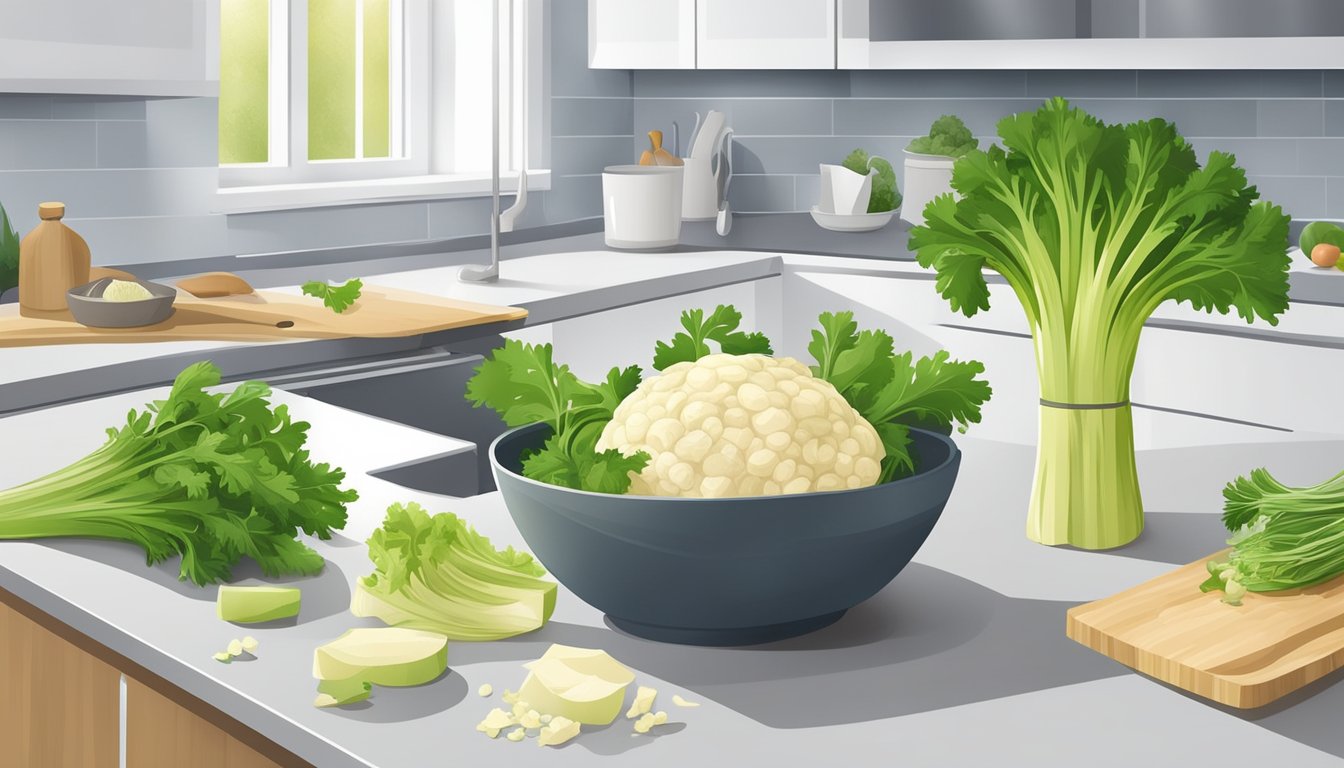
266, 344, 510, 498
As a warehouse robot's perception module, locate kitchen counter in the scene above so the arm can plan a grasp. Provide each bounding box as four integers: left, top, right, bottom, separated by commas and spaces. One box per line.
3, 379, 1344, 766
4, 227, 1341, 416
0, 248, 779, 414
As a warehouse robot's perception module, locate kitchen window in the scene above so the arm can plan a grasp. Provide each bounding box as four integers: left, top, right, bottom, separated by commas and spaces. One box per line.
216, 0, 548, 212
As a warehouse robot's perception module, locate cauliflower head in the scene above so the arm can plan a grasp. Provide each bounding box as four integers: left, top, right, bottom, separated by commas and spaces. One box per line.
596, 353, 884, 498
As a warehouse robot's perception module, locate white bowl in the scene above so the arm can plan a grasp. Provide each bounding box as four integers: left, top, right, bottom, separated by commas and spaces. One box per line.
810, 206, 896, 233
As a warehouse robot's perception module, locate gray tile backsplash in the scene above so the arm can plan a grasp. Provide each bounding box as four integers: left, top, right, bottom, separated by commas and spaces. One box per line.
849, 70, 1024, 98
1328, 178, 1344, 219
1025, 71, 1136, 97
1299, 139, 1344, 176
1326, 101, 1344, 136
552, 97, 634, 137
0, 0, 623, 267
1136, 70, 1324, 98
1, 1, 1340, 273
634, 70, 1344, 220
1257, 100, 1323, 138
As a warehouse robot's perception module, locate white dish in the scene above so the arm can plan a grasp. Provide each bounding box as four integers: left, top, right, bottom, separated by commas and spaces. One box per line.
809, 206, 896, 233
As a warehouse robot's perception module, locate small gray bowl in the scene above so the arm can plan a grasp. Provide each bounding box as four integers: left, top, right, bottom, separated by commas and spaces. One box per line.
67, 277, 176, 328
490, 422, 961, 646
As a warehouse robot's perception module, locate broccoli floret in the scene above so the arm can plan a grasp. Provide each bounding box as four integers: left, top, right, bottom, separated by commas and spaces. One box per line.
907, 114, 977, 158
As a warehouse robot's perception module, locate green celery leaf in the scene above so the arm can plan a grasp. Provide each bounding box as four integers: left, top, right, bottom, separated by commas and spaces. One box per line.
581, 449, 652, 495
653, 304, 772, 370
153, 463, 212, 499
301, 278, 363, 313
520, 434, 584, 490
874, 422, 914, 484
807, 312, 992, 483
807, 310, 859, 381
863, 350, 992, 432
465, 339, 588, 432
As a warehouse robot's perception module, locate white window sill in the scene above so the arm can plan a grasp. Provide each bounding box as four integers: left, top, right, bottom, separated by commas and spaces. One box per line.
212, 170, 552, 214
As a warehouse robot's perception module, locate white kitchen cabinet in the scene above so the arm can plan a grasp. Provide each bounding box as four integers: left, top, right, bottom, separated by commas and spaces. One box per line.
0, 0, 217, 97
837, 0, 1344, 69
696, 0, 836, 69
588, 0, 696, 69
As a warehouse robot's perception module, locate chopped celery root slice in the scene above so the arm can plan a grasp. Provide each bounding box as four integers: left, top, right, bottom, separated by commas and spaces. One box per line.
633, 713, 657, 734
217, 586, 301, 624
626, 685, 657, 719
212, 652, 232, 663
478, 683, 494, 697
314, 677, 372, 708
517, 644, 635, 725
227, 639, 244, 657
312, 627, 447, 687
506, 727, 527, 742
241, 636, 259, 653
537, 716, 580, 747
476, 708, 517, 738
672, 694, 700, 708
518, 709, 542, 729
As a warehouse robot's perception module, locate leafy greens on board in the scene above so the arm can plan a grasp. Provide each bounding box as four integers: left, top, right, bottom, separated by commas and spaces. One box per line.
908, 96, 1291, 549
468, 305, 990, 492
465, 339, 651, 494
1201, 467, 1344, 597
302, 278, 363, 313
0, 362, 357, 585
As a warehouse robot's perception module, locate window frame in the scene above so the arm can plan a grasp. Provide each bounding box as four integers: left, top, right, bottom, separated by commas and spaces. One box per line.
215, 0, 549, 213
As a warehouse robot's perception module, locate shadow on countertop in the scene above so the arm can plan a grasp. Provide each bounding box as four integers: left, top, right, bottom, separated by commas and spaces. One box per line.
36, 537, 354, 621
1159, 670, 1344, 760
446, 562, 1125, 729
326, 668, 468, 724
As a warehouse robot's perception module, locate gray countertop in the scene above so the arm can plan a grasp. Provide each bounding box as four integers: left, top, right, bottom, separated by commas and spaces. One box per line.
3, 377, 1344, 766
4, 223, 1341, 418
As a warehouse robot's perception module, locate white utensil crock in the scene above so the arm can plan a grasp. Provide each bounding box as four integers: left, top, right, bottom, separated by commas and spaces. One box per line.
602, 165, 684, 249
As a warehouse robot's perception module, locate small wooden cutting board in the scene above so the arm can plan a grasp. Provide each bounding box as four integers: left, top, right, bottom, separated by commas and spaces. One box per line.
1067, 551, 1344, 708
0, 285, 527, 347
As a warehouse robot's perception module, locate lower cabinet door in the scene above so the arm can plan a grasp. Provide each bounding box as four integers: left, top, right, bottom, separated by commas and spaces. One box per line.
125, 679, 290, 768
0, 598, 121, 768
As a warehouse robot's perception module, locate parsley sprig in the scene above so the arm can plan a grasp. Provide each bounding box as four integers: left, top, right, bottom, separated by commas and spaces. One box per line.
0, 362, 357, 585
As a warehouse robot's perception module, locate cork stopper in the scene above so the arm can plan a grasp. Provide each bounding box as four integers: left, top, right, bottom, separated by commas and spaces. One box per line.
38, 202, 65, 220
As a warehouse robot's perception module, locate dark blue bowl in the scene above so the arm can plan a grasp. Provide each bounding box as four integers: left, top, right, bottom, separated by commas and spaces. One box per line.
490, 423, 961, 646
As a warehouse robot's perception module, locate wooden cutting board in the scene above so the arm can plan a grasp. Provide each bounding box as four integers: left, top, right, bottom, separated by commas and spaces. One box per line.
0, 285, 527, 347
1067, 550, 1344, 708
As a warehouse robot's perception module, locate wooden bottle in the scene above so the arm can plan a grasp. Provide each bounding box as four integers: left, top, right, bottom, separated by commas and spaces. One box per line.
19, 202, 90, 313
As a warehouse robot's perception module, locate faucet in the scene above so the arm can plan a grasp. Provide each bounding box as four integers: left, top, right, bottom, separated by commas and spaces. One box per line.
460, 0, 527, 283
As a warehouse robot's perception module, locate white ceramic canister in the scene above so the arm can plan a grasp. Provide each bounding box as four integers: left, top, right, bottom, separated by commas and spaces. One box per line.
602, 165, 685, 249
900, 151, 956, 226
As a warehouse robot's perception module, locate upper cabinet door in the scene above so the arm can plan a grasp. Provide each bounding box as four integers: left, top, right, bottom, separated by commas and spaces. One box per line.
589, 0, 696, 69
838, 0, 1344, 68
696, 0, 836, 69
0, 0, 216, 96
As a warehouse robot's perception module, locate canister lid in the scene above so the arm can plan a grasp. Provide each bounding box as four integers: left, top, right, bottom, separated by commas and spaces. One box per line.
38, 202, 65, 220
